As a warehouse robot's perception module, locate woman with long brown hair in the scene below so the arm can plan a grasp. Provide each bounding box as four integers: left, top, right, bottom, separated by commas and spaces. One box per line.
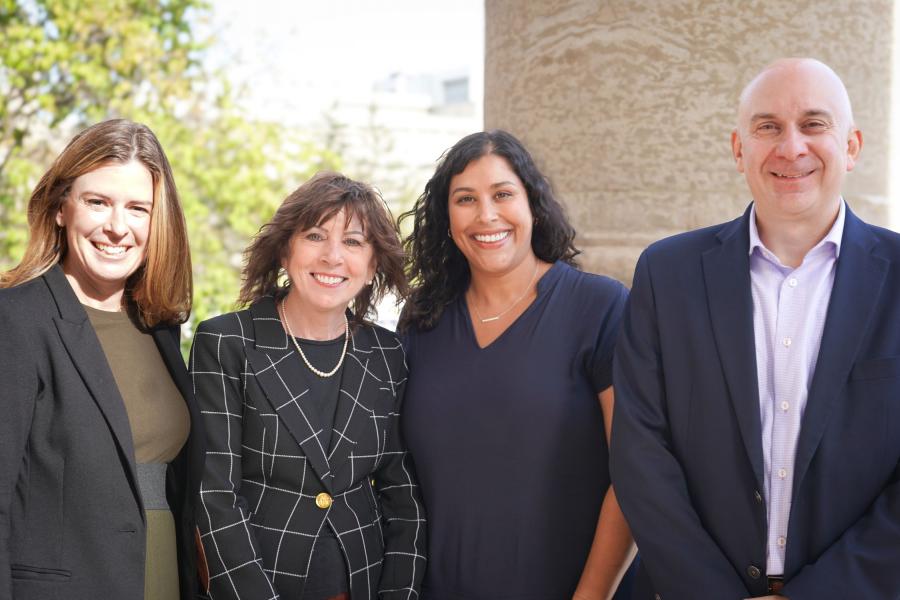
0, 119, 203, 599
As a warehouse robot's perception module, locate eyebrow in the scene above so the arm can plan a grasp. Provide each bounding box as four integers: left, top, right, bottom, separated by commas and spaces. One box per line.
78, 191, 152, 206
450, 181, 519, 196
750, 109, 835, 122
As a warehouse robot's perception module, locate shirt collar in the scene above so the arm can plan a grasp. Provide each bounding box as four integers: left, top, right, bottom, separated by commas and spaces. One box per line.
748, 199, 845, 259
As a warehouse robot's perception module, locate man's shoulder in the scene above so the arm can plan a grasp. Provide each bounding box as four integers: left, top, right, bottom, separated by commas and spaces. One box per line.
643, 218, 740, 262
864, 222, 900, 256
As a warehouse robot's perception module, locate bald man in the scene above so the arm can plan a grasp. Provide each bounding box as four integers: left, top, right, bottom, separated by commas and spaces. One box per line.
611, 58, 900, 600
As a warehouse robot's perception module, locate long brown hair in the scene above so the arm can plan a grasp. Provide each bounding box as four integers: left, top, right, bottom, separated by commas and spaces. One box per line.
239, 171, 407, 328
0, 119, 192, 328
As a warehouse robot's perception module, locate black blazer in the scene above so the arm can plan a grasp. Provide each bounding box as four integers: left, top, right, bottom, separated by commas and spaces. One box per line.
191, 297, 426, 600
0, 265, 204, 599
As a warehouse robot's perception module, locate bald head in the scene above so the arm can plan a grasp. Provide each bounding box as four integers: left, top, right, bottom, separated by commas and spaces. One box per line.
737, 58, 855, 133
730, 57, 862, 248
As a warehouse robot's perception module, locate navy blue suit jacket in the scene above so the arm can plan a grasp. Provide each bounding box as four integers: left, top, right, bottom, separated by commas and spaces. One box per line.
611, 204, 900, 600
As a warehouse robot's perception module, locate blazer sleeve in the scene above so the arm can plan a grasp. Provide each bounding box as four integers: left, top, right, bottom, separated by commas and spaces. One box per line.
374, 345, 426, 599
781, 463, 900, 598
191, 319, 280, 600
0, 302, 38, 599
610, 252, 750, 598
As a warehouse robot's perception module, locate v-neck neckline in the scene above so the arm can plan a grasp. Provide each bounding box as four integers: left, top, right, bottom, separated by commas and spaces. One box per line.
461, 261, 563, 350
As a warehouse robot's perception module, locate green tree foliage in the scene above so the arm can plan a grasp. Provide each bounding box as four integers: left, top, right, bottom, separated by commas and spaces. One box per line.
0, 0, 341, 349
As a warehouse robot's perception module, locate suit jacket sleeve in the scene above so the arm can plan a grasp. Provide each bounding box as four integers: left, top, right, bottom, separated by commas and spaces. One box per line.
610, 251, 751, 598
191, 319, 280, 600
0, 299, 38, 599
374, 370, 427, 599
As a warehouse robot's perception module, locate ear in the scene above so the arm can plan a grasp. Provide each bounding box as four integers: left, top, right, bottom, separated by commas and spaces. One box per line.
55, 207, 65, 227
366, 257, 377, 286
731, 129, 745, 173
845, 128, 863, 172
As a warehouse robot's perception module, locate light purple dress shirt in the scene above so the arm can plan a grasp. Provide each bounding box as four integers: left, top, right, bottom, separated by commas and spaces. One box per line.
749, 200, 845, 576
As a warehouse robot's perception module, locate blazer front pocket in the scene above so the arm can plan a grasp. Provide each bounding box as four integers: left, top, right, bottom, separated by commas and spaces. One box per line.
11, 564, 72, 581
849, 356, 900, 381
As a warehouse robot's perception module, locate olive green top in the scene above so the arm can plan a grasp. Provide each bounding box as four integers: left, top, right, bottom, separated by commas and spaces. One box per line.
84, 305, 190, 463
85, 304, 190, 600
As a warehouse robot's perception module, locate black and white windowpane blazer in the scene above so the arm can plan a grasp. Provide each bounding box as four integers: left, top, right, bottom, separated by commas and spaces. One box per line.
191, 297, 425, 600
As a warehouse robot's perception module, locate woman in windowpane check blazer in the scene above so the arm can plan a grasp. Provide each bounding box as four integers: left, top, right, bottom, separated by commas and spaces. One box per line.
191, 172, 425, 600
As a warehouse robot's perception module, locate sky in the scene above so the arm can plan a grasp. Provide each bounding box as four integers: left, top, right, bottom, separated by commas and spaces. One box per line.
201, 0, 485, 117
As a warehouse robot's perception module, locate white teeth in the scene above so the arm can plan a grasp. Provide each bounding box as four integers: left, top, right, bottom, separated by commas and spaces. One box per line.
473, 231, 510, 243
313, 274, 344, 285
774, 171, 810, 178
94, 242, 127, 255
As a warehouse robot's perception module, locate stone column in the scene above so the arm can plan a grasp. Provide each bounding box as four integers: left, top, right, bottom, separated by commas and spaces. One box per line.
484, 0, 893, 285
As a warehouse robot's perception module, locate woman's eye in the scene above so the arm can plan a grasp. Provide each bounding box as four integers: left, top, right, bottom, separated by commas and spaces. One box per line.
344, 237, 363, 247
496, 190, 512, 199
84, 198, 106, 208
305, 232, 324, 241
456, 195, 475, 204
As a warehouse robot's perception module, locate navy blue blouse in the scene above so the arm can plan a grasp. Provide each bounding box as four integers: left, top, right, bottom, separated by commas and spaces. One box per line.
403, 261, 629, 599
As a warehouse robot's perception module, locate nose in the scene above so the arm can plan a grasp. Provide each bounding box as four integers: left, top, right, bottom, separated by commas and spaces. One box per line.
476, 197, 498, 223
776, 125, 808, 161
320, 236, 345, 265
103, 206, 129, 238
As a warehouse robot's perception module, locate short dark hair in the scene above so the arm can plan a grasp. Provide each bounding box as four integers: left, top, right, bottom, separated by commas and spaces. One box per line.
399, 129, 579, 332
239, 171, 407, 328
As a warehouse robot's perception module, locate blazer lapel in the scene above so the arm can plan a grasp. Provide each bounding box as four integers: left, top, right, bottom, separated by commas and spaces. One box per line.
44, 266, 144, 515
793, 208, 888, 493
152, 326, 205, 497
701, 207, 765, 491
243, 297, 335, 491
327, 327, 371, 468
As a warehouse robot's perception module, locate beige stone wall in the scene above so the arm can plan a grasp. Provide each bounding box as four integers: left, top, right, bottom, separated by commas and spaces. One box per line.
484, 0, 893, 286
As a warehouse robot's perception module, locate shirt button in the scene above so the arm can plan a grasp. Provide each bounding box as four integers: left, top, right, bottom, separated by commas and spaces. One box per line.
777, 536, 786, 547
782, 337, 792, 347
788, 277, 798, 287
781, 401, 790, 411
747, 565, 761, 579
315, 492, 333, 509
778, 468, 787, 479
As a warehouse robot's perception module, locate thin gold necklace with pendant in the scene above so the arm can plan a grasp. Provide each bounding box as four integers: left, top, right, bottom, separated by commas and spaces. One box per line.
279, 300, 349, 378
469, 261, 540, 324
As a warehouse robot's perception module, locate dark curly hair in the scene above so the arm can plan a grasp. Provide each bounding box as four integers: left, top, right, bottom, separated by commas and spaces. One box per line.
398, 129, 579, 332
239, 171, 407, 329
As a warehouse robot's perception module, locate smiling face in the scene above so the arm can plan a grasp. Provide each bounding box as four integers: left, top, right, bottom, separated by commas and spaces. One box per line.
732, 59, 862, 228
281, 208, 376, 320
447, 153, 536, 278
56, 160, 154, 307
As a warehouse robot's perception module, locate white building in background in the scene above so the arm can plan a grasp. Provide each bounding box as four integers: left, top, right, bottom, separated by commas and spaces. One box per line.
304, 69, 482, 204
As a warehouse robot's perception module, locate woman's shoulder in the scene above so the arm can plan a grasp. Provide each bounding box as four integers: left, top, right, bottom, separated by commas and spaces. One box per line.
357, 321, 405, 354
195, 308, 254, 337
0, 274, 55, 320
551, 262, 628, 305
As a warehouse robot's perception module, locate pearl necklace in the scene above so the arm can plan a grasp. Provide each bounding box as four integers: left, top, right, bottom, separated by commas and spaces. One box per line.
469, 262, 540, 324
278, 300, 349, 378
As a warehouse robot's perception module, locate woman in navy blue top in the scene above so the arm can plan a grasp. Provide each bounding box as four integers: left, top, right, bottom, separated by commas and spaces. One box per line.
399, 130, 634, 600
